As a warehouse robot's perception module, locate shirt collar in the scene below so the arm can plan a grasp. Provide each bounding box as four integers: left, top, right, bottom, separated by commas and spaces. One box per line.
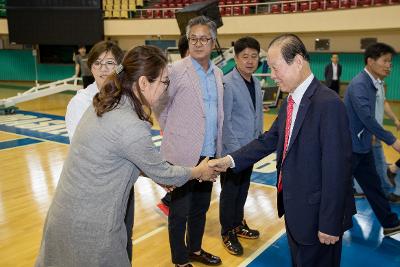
236, 67, 253, 84
289, 74, 314, 106
364, 67, 384, 88
191, 56, 214, 74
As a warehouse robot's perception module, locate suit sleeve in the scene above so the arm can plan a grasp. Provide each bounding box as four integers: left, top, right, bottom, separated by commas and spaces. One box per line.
318, 98, 352, 236
324, 64, 329, 81
231, 116, 280, 173
349, 82, 396, 145
222, 80, 242, 154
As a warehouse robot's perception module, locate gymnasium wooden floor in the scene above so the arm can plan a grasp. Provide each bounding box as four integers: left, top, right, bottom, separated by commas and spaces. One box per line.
1, 85, 399, 267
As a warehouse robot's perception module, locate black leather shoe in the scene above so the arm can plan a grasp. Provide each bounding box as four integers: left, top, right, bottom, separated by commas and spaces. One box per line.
189, 249, 222, 265
222, 230, 243, 255
387, 167, 396, 187
387, 193, 400, 204
235, 220, 260, 239
174, 264, 193, 267
383, 223, 400, 236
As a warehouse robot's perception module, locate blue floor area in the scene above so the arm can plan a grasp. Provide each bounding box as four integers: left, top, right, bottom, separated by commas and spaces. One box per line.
0, 137, 42, 150
247, 199, 400, 267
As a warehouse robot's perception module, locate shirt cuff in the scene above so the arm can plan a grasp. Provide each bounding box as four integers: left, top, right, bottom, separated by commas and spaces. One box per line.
227, 155, 235, 168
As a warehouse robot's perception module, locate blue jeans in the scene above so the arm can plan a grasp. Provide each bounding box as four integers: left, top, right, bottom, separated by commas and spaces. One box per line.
372, 141, 394, 196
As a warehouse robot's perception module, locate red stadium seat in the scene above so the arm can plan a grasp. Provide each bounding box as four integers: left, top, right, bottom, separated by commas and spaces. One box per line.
299, 1, 310, 11
271, 3, 281, 13
374, 0, 386, 4
290, 2, 298, 12
282, 3, 291, 13
328, 0, 339, 8
146, 9, 153, 18
311, 0, 320, 9
154, 10, 162, 18
226, 0, 233, 4
225, 6, 232, 15
233, 6, 242, 15
361, 0, 372, 6
243, 5, 250, 14
340, 0, 351, 8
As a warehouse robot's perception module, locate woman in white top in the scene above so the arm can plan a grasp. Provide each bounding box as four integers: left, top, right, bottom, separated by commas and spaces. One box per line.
66, 41, 124, 139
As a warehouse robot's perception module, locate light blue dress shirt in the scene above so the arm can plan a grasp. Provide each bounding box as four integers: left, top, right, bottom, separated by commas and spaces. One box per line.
191, 58, 218, 157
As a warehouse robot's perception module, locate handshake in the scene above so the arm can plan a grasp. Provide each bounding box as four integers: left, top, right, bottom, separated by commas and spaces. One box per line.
159, 156, 234, 193
191, 156, 233, 182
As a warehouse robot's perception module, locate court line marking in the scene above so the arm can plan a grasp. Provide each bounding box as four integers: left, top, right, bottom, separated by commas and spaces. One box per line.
237, 228, 286, 267
132, 226, 165, 246
131, 197, 221, 246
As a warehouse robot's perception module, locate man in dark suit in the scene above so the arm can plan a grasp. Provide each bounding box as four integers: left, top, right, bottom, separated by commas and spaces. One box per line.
209, 34, 356, 267
324, 54, 342, 94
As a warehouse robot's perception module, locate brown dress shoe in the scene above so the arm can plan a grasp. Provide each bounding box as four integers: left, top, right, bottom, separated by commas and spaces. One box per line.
189, 249, 222, 265
235, 220, 260, 239
222, 230, 243, 255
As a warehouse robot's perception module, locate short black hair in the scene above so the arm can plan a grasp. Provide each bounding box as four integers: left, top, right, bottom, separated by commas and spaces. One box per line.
268, 33, 310, 64
234, 36, 260, 55
178, 35, 189, 59
364, 42, 396, 65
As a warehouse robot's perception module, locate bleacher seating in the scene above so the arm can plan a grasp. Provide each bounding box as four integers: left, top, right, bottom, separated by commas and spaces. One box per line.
101, 0, 400, 19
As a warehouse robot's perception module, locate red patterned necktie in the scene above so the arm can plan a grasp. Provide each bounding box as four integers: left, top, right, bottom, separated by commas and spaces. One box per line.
278, 95, 294, 192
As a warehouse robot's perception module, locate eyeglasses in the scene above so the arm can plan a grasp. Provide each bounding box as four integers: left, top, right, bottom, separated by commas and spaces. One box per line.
92, 60, 117, 70
159, 78, 170, 90
189, 36, 212, 46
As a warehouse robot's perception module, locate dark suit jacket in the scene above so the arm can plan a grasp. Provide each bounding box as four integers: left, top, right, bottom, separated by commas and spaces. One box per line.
231, 78, 356, 245
324, 63, 342, 87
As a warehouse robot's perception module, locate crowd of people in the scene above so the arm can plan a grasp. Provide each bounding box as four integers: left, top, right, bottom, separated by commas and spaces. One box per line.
34, 15, 400, 267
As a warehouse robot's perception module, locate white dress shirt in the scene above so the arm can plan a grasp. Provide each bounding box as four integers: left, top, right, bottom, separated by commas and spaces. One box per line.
287, 74, 314, 145
65, 82, 99, 140
228, 74, 314, 168
332, 63, 338, 81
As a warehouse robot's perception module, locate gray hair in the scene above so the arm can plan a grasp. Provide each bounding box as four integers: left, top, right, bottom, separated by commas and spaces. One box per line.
185, 16, 217, 40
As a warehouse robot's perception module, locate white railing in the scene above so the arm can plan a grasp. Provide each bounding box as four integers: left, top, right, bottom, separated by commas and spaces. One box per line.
103, 0, 399, 19
0, 77, 82, 108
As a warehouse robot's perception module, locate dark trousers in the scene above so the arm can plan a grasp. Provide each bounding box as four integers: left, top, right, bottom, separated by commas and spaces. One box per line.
125, 186, 135, 262
286, 220, 342, 267
219, 166, 253, 235
82, 75, 95, 89
168, 158, 213, 264
352, 152, 399, 227
329, 80, 340, 94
